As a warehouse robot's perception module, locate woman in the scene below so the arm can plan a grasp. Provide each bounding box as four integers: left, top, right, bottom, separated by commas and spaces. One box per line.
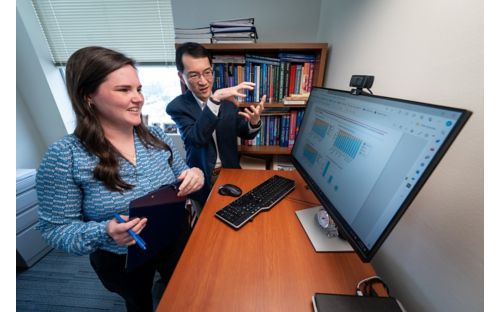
36, 46, 204, 311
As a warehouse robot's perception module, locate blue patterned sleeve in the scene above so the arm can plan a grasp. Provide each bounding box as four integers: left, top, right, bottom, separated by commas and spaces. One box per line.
36, 140, 112, 255
150, 127, 189, 177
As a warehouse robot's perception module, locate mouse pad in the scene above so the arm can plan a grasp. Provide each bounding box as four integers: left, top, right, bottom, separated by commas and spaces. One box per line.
126, 183, 188, 271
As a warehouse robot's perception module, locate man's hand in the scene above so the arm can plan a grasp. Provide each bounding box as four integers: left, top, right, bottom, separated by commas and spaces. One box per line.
211, 81, 256, 106
239, 94, 266, 126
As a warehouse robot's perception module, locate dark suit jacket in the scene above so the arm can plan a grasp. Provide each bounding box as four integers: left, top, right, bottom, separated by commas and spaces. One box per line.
166, 91, 258, 205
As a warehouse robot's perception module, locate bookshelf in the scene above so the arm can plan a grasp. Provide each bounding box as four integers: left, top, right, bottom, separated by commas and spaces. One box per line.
202, 42, 328, 90
179, 43, 328, 164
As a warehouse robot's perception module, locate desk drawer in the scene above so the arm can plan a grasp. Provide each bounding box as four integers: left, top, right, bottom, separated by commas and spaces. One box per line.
16, 204, 39, 234
16, 223, 51, 268
16, 173, 36, 194
16, 189, 38, 214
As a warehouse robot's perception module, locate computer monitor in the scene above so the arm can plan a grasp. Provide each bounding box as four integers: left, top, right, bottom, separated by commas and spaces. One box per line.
291, 87, 471, 262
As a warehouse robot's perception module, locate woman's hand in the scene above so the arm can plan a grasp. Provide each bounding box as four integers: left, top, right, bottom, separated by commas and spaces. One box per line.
177, 167, 205, 196
106, 215, 147, 246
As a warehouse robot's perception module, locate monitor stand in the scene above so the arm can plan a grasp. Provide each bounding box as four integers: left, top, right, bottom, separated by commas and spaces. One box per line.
295, 206, 353, 252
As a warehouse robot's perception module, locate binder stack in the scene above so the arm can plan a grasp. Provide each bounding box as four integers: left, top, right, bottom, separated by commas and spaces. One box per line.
210, 17, 258, 44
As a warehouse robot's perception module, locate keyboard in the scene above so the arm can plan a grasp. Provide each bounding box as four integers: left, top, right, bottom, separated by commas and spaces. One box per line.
215, 175, 296, 229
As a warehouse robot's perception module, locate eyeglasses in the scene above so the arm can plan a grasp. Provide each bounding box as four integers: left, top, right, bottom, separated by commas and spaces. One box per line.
185, 68, 213, 82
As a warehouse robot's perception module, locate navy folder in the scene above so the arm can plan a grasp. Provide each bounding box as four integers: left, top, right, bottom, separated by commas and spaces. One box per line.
126, 183, 188, 271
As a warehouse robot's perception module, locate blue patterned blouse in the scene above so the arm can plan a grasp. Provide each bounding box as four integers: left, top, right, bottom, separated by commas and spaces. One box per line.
36, 127, 189, 256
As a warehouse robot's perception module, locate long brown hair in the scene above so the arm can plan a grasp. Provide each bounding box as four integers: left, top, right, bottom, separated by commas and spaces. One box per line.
65, 46, 173, 192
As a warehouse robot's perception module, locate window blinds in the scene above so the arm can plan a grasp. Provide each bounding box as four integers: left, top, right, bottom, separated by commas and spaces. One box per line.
31, 0, 176, 65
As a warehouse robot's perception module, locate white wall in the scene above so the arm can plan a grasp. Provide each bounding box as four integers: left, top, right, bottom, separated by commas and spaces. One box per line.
16, 89, 45, 169
316, 1, 483, 311
172, 0, 321, 42
16, 1, 73, 168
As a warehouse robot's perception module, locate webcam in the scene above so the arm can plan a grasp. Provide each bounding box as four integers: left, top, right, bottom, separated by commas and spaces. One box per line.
349, 75, 374, 95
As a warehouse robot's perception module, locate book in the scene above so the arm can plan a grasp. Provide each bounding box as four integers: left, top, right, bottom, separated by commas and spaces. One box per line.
283, 62, 291, 98
288, 64, 297, 96
210, 17, 255, 27
211, 37, 256, 44
288, 110, 297, 148
300, 62, 310, 94
283, 95, 309, 105
212, 55, 246, 64
244, 56, 280, 66
245, 54, 280, 63
212, 31, 257, 38
278, 52, 316, 62
294, 64, 302, 94
211, 26, 256, 33
254, 65, 261, 101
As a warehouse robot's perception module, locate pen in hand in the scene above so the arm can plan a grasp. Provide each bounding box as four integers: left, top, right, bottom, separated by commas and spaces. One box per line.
113, 213, 147, 251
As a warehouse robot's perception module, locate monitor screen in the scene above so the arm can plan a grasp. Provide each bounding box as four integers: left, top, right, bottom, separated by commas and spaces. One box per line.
291, 87, 471, 262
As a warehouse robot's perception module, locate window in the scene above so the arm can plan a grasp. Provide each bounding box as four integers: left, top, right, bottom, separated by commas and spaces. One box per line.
137, 66, 181, 132
31, 0, 180, 131
31, 0, 176, 64
59, 64, 182, 131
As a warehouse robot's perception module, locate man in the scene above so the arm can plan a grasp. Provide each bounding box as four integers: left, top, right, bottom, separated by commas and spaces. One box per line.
167, 42, 265, 206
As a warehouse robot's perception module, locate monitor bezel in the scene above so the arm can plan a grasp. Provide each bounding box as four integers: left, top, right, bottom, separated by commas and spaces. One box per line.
291, 87, 472, 262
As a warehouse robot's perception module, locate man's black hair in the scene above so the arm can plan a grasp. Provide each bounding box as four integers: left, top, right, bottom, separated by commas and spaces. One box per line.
175, 42, 212, 72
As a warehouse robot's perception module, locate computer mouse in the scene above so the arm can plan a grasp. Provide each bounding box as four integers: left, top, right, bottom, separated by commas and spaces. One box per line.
218, 183, 242, 197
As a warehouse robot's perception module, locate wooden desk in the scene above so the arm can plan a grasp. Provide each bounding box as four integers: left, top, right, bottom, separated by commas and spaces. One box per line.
157, 169, 378, 312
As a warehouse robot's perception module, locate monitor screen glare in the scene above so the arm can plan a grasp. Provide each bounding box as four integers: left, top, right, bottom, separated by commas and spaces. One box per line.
291, 87, 471, 261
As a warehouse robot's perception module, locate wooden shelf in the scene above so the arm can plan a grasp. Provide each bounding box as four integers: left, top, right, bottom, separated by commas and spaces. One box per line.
238, 145, 291, 155
240, 102, 306, 108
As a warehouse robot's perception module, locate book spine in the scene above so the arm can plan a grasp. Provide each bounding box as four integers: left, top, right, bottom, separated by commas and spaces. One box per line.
289, 64, 297, 96
278, 62, 285, 102
275, 117, 280, 146
296, 110, 305, 134
284, 115, 290, 147
269, 116, 275, 146
279, 115, 287, 147
244, 55, 280, 64
268, 65, 274, 103
300, 62, 310, 94
245, 62, 252, 101
259, 123, 265, 146
275, 65, 280, 102
254, 65, 260, 102
262, 63, 267, 101
245, 54, 280, 62
294, 64, 302, 95
288, 110, 297, 149
225, 64, 231, 87
278, 52, 316, 61
265, 116, 270, 146
308, 61, 315, 90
